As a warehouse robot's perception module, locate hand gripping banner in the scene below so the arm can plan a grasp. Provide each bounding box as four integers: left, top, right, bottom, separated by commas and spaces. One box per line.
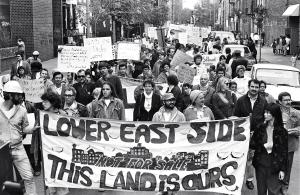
40, 111, 250, 194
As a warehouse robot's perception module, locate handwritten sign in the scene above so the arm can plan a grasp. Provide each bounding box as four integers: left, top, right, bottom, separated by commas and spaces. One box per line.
57, 46, 90, 72
147, 27, 158, 39
41, 111, 250, 194
170, 50, 193, 69
84, 37, 113, 62
202, 54, 222, 68
186, 26, 201, 46
117, 42, 141, 61
177, 64, 196, 84
18, 79, 44, 103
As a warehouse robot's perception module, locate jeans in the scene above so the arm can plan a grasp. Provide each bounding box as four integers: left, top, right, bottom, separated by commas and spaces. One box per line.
11, 144, 36, 195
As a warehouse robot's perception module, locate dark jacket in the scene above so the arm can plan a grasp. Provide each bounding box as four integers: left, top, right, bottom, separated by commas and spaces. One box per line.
252, 123, 288, 173
211, 91, 236, 119
231, 57, 248, 78
73, 81, 95, 106
133, 93, 162, 121
234, 93, 267, 132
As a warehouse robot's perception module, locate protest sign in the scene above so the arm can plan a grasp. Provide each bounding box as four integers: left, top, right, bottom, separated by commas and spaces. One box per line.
18, 79, 44, 103
57, 46, 90, 72
117, 42, 141, 61
41, 111, 250, 194
84, 37, 113, 62
177, 64, 196, 84
147, 27, 158, 39
202, 54, 222, 68
186, 26, 201, 46
170, 50, 193, 69
178, 32, 188, 45
201, 28, 211, 38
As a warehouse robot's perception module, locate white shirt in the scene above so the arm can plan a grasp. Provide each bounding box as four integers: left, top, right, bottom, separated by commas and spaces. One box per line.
232, 76, 250, 98
0, 104, 16, 119
144, 92, 153, 112
163, 112, 171, 121
55, 85, 62, 95
264, 124, 273, 154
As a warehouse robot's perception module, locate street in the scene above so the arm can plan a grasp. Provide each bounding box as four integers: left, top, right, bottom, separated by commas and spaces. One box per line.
26, 47, 299, 195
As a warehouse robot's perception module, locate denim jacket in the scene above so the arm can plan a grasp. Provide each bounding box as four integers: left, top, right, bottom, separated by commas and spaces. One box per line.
89, 97, 125, 120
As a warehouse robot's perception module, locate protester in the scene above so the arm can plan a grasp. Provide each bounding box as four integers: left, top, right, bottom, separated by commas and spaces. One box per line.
48, 71, 66, 97
184, 90, 214, 121
11, 52, 31, 80
230, 50, 248, 78
166, 74, 183, 111
211, 77, 236, 119
0, 81, 38, 195
191, 54, 206, 77
225, 47, 232, 64
17, 38, 26, 59
259, 80, 276, 103
234, 79, 268, 190
152, 50, 166, 79
232, 65, 250, 98
229, 81, 238, 96
118, 63, 132, 78
40, 68, 53, 90
133, 80, 162, 121
41, 91, 69, 195
156, 61, 176, 83
208, 65, 217, 82
62, 86, 88, 117
27, 51, 42, 79
152, 93, 185, 122
247, 37, 257, 64
181, 83, 192, 111
72, 69, 96, 106
97, 62, 124, 100
66, 72, 76, 86
86, 88, 101, 116
193, 73, 215, 109
211, 66, 226, 89
278, 92, 300, 194
252, 103, 288, 195
14, 66, 31, 80
89, 82, 125, 120
137, 64, 154, 80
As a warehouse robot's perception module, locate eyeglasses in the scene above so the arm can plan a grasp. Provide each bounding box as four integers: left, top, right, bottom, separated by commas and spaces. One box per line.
282, 99, 292, 102
77, 75, 85, 78
64, 94, 74, 97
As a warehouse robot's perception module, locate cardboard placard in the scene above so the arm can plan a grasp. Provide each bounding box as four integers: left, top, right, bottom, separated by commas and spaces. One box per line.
84, 37, 114, 62
177, 64, 196, 84
117, 42, 141, 61
18, 79, 44, 103
170, 50, 193, 68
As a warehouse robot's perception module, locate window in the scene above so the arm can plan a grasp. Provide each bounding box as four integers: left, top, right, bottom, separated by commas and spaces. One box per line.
256, 69, 300, 87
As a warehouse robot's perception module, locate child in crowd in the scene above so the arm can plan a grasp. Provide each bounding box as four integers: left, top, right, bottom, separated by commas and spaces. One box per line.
291, 53, 297, 67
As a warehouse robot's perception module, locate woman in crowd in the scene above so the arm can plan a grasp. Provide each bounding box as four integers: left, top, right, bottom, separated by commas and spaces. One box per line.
211, 77, 237, 119
184, 90, 214, 121
14, 66, 31, 80
193, 73, 215, 109
156, 61, 176, 83
66, 72, 76, 86
232, 65, 250, 98
133, 80, 162, 121
41, 91, 69, 195
259, 80, 276, 104
89, 81, 125, 120
252, 103, 288, 195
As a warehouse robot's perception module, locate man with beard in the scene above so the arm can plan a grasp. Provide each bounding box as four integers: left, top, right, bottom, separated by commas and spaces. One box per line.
152, 93, 185, 122
0, 81, 39, 195
278, 92, 300, 194
234, 79, 267, 190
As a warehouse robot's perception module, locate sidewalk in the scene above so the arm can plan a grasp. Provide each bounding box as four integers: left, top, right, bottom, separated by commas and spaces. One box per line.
260, 46, 297, 67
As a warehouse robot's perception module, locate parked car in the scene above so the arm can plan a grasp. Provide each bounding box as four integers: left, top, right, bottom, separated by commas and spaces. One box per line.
222, 44, 256, 69
250, 63, 300, 109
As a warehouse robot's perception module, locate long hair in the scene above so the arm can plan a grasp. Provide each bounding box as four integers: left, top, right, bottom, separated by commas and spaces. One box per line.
215, 77, 228, 93
266, 103, 284, 127
99, 81, 118, 99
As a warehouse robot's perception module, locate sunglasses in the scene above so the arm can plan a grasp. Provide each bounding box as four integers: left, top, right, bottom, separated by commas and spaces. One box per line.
77, 75, 85, 78
64, 94, 74, 97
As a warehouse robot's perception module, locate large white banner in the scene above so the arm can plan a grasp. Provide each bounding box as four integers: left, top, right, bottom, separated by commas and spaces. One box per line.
84, 37, 114, 62
57, 46, 90, 72
41, 111, 250, 194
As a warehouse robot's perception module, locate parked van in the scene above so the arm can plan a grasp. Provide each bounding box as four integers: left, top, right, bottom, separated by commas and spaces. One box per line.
210, 31, 236, 43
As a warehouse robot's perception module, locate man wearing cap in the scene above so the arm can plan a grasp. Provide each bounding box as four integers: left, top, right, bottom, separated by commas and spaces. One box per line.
152, 93, 186, 122
96, 62, 124, 100
230, 50, 248, 78
27, 51, 42, 79
0, 81, 39, 195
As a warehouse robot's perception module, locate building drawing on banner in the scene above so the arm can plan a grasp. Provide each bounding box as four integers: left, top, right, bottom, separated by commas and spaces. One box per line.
71, 143, 209, 170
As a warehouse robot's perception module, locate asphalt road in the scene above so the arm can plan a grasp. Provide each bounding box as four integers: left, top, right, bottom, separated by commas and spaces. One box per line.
4, 47, 300, 195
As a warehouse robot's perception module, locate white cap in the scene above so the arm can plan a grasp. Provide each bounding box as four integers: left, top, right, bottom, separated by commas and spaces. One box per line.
3, 80, 24, 93
33, 51, 39, 55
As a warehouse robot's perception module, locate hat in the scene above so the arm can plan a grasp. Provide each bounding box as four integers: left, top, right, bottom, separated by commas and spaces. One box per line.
190, 90, 204, 103
162, 93, 175, 101
32, 51, 39, 55
3, 80, 23, 93
236, 65, 246, 74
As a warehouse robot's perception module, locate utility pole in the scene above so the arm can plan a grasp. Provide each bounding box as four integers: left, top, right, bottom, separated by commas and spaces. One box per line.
86, 0, 90, 38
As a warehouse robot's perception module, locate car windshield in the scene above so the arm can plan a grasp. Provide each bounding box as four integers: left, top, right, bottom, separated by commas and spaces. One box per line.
256, 68, 300, 87
229, 47, 250, 56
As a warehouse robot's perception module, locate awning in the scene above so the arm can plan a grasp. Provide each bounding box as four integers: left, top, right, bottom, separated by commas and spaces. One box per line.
282, 4, 300, 16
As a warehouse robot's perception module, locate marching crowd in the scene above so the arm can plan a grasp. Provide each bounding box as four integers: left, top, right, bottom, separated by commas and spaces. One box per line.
0, 35, 299, 195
